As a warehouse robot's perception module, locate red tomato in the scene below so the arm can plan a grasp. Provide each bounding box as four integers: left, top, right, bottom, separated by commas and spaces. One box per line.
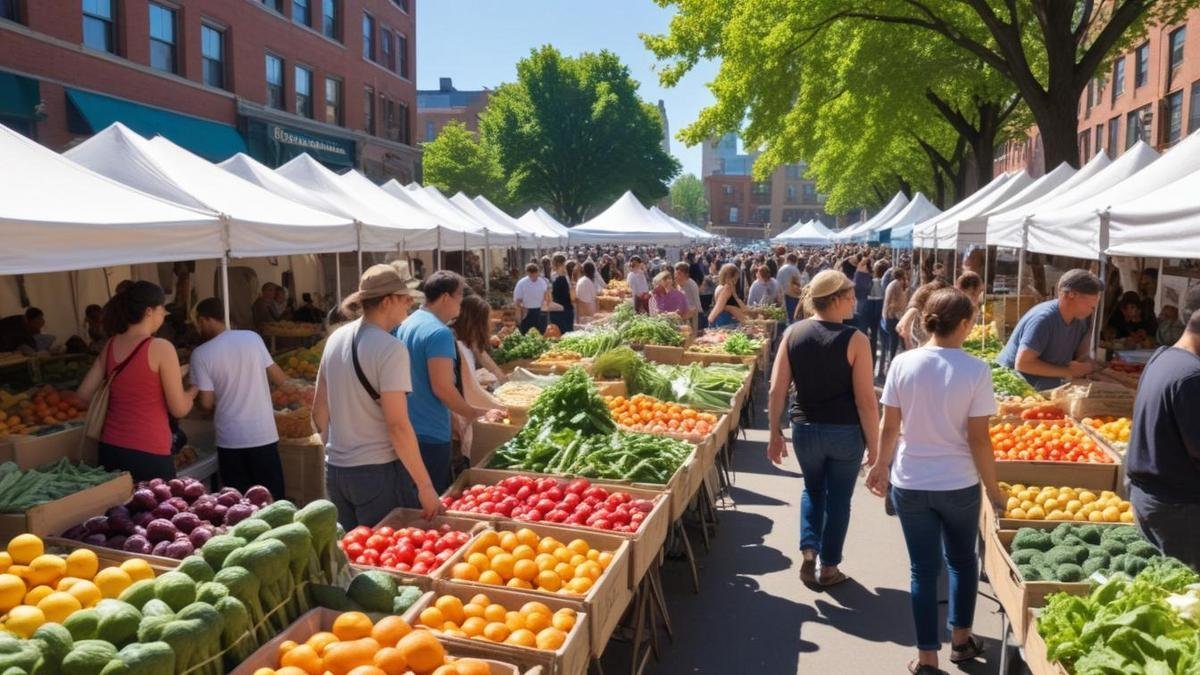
565, 478, 589, 495
411, 562, 429, 575
376, 526, 395, 538
526, 509, 543, 521
344, 542, 365, 558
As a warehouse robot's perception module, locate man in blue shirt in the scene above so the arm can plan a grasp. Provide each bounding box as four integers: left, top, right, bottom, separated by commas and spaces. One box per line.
394, 270, 489, 492
996, 269, 1102, 391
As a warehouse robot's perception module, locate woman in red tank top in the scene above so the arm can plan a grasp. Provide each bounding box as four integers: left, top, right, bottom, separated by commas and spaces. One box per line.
78, 282, 197, 481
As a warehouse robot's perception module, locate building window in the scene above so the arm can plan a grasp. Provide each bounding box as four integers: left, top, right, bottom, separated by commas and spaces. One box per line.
1190, 81, 1200, 134
148, 3, 177, 74
398, 101, 409, 144
1094, 125, 1103, 156
392, 0, 408, 12
1079, 131, 1090, 163
803, 183, 817, 200
425, 120, 435, 141
82, 0, 116, 53
265, 54, 284, 110
785, 184, 797, 203
324, 77, 342, 125
728, 207, 739, 223
396, 33, 409, 78
751, 207, 771, 224
1126, 108, 1143, 149
380, 28, 392, 69
722, 184, 733, 195
1107, 116, 1119, 155
361, 13, 375, 61
1135, 41, 1149, 88
200, 25, 225, 89
363, 86, 375, 134
1169, 27, 1186, 88
1086, 79, 1095, 113
261, 0, 283, 12
295, 66, 313, 118
381, 96, 395, 140
0, 0, 18, 21
322, 0, 338, 40
1112, 57, 1125, 103
751, 182, 770, 195
292, 0, 310, 27
784, 165, 802, 179
1165, 90, 1184, 144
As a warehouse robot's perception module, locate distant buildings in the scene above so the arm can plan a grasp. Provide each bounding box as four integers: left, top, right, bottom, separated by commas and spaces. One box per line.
416, 77, 490, 142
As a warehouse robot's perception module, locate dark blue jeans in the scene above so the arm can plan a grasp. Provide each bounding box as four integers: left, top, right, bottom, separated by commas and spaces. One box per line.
863, 298, 883, 359
418, 438, 454, 494
785, 296, 800, 323
1129, 482, 1200, 570
891, 484, 981, 651
519, 308, 545, 335
792, 422, 864, 566
326, 460, 418, 530
879, 317, 901, 376
548, 309, 574, 335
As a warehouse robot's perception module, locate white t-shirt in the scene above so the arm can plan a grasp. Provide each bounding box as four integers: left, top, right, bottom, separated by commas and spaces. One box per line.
777, 264, 802, 298
626, 270, 649, 296
575, 276, 597, 305
457, 339, 477, 372
513, 276, 548, 311
189, 330, 279, 449
880, 346, 997, 491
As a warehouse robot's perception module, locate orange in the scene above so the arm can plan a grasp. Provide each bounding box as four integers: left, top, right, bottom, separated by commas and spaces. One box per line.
7, 534, 43, 565
511, 544, 536, 561
535, 570, 561, 592
536, 537, 561, 555
55, 577, 84, 592
515, 528, 539, 547
418, 607, 446, 628
505, 628, 537, 648
434, 595, 466, 624
450, 660, 493, 675
92, 567, 132, 599
489, 553, 516, 580
322, 638, 380, 675
520, 601, 551, 616
469, 531, 499, 555
483, 621, 510, 642
280, 643, 322, 674
523, 611, 551, 633
566, 539, 589, 556
478, 570, 503, 586
0, 574, 25, 613
332, 611, 375, 641
460, 616, 487, 637
450, 563, 479, 582
468, 593, 491, 606
119, 558, 155, 583
504, 611, 525, 632
37, 590, 81, 623
483, 604, 507, 622
567, 577, 593, 594
370, 616, 412, 647
554, 563, 575, 581
466, 553, 490, 571
306, 631, 340, 655
461, 602, 486, 620
535, 554, 557, 572
373, 647, 408, 675
553, 548, 573, 563
346, 667, 386, 675
278, 640, 299, 660
485, 546, 506, 560
66, 580, 101, 609
552, 610, 576, 632
536, 627, 567, 650
397, 630, 446, 673
498, 531, 519, 551
26, 555, 67, 587
24, 585, 55, 606
276, 668, 309, 675
512, 559, 538, 582
506, 578, 533, 590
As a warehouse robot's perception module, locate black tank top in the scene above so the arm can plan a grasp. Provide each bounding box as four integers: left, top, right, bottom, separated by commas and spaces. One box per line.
787, 319, 861, 425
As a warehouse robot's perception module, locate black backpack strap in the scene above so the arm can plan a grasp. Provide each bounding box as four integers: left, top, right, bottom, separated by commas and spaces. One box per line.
351, 325, 381, 402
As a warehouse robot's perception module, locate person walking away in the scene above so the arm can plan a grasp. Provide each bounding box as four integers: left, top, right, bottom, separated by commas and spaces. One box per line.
866, 288, 1005, 673
311, 265, 438, 528
777, 253, 804, 323
851, 256, 872, 329
748, 266, 781, 307
548, 254, 574, 334
879, 268, 909, 377
996, 269, 1103, 391
767, 270, 880, 586
513, 263, 549, 335
898, 280, 949, 350
190, 297, 288, 499
77, 282, 197, 481
576, 261, 598, 322
674, 262, 702, 334
708, 263, 749, 329
627, 256, 651, 314
1124, 308, 1200, 569
864, 260, 888, 361
395, 271, 494, 493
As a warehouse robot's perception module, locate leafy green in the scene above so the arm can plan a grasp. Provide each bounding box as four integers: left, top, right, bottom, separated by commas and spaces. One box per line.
990, 364, 1036, 397
721, 332, 761, 356
494, 330, 552, 364
619, 315, 685, 347
555, 330, 622, 357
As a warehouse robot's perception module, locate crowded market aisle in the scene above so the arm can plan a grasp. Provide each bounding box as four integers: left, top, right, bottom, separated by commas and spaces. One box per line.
600, 381, 1006, 675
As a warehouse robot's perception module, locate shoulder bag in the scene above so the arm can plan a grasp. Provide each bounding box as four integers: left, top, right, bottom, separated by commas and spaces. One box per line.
80, 337, 153, 445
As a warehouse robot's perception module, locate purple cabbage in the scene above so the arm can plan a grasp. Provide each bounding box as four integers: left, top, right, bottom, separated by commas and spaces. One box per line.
167, 479, 186, 497
244, 485, 273, 507
105, 505, 130, 521
182, 482, 206, 503
146, 478, 165, 489
129, 488, 157, 512
107, 515, 135, 536
133, 511, 154, 527
166, 497, 189, 513
171, 511, 201, 534
164, 539, 194, 559
123, 535, 151, 554
146, 518, 177, 543
83, 516, 109, 536
188, 526, 214, 549
223, 503, 255, 527
210, 504, 228, 524
132, 525, 146, 538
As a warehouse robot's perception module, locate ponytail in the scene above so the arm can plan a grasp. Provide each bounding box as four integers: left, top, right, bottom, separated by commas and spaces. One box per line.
103, 281, 165, 336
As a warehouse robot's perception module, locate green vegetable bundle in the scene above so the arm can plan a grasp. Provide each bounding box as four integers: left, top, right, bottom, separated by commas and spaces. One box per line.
753, 305, 786, 321
619, 315, 685, 347
609, 301, 636, 327
991, 364, 1036, 397
660, 363, 746, 410
493, 330, 551, 364
489, 424, 692, 483
1011, 523, 1162, 583
524, 366, 615, 436
721, 332, 762, 356
0, 459, 120, 513
593, 348, 673, 401
963, 334, 1003, 360
555, 329, 622, 357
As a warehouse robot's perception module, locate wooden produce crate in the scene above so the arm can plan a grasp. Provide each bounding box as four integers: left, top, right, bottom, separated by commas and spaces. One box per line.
987, 461, 1122, 532
680, 351, 758, 367
7, 425, 85, 469
982, 529, 1091, 646
441, 468, 671, 589
640, 344, 684, 365
431, 521, 633, 659
43, 536, 181, 572
230, 607, 524, 675
596, 296, 623, 312
0, 471, 133, 544
278, 434, 326, 506
416, 582, 591, 675
593, 380, 626, 398
1022, 609, 1072, 675
349, 508, 493, 589
471, 419, 523, 467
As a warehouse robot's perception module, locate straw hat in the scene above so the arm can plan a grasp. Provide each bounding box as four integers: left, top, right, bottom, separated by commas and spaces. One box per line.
341, 264, 423, 311
806, 269, 853, 299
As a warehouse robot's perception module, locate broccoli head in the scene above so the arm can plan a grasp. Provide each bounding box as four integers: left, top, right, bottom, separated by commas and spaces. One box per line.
1123, 556, 1149, 576
1012, 529, 1054, 553
1076, 525, 1103, 546
1100, 539, 1127, 557
1082, 556, 1110, 578
1011, 548, 1043, 566
1126, 540, 1160, 560
1055, 563, 1085, 582
1017, 564, 1043, 581
1049, 523, 1076, 546
1044, 545, 1086, 567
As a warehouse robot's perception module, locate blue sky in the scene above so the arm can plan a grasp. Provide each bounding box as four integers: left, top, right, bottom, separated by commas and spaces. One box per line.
415, 0, 719, 178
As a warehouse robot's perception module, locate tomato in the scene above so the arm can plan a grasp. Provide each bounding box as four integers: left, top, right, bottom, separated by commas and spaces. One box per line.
365, 535, 388, 552
592, 519, 612, 530
526, 509, 543, 521
565, 478, 589, 495
536, 498, 557, 513
545, 509, 568, 523
411, 562, 429, 575
515, 485, 533, 501
376, 526, 395, 538
583, 487, 608, 500
544, 486, 564, 502
394, 562, 411, 572
359, 549, 380, 565
344, 542, 365, 558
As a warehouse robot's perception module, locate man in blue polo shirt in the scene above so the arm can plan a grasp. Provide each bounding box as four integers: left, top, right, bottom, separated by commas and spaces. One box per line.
996, 269, 1103, 391
394, 270, 489, 492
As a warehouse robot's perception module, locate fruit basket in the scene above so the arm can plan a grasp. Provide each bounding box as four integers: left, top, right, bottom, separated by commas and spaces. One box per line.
341, 509, 492, 588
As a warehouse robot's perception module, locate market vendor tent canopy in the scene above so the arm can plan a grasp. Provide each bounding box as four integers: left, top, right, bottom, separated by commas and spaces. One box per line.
649, 206, 713, 242
415, 184, 521, 247
769, 219, 807, 242
1023, 130, 1200, 259
775, 220, 836, 245
514, 209, 568, 247
912, 172, 1034, 250
446, 192, 536, 246
373, 179, 497, 249
534, 208, 573, 240
569, 191, 690, 246
1106, 157, 1200, 258
946, 162, 1078, 251
0, 123, 220, 274
219, 153, 355, 223
832, 192, 909, 242
873, 193, 943, 246
985, 153, 1112, 251
64, 123, 358, 257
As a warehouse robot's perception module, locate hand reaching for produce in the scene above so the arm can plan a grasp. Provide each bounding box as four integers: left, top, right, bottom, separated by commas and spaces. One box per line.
767, 434, 788, 465
1067, 359, 1099, 378
416, 485, 443, 520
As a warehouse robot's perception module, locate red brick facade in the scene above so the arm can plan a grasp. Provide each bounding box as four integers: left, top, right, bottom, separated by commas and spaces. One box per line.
0, 0, 419, 181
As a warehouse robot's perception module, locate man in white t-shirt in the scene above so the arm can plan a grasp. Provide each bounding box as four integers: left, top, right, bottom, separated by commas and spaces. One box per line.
576, 261, 598, 319
191, 297, 289, 499
513, 263, 550, 334
776, 253, 804, 323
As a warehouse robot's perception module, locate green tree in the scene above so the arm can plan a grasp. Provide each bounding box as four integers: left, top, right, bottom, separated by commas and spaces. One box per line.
668, 173, 709, 226
420, 121, 507, 203
480, 46, 680, 224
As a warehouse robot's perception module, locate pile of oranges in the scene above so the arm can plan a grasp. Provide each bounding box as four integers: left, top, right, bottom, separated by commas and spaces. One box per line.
989, 421, 1112, 464
604, 394, 717, 437
998, 482, 1134, 523
1081, 416, 1132, 452
264, 611, 493, 675
418, 594, 575, 652
448, 528, 612, 596
0, 386, 85, 437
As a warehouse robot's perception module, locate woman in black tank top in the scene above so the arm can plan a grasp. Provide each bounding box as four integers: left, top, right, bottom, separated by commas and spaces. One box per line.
766, 270, 881, 587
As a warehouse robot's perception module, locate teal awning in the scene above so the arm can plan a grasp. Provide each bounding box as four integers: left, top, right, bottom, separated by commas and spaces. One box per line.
0, 71, 39, 120
243, 118, 355, 169
65, 88, 245, 161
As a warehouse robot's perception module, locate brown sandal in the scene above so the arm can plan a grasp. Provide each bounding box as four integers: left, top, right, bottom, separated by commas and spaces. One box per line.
818, 569, 851, 587
949, 635, 984, 663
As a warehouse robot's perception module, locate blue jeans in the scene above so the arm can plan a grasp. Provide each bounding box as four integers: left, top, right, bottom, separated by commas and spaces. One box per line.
417, 438, 454, 494
519, 309, 545, 335
326, 460, 418, 530
879, 317, 901, 375
784, 296, 800, 323
891, 484, 981, 651
548, 309, 574, 335
792, 422, 864, 566
863, 298, 883, 359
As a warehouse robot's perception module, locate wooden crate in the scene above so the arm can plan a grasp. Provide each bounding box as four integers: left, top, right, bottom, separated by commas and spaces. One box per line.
982, 529, 1091, 646
0, 471, 132, 545
641, 344, 684, 365
1021, 609, 1072, 675
471, 419, 523, 467
680, 351, 758, 367
6, 425, 86, 469
417, 582, 592, 675
348, 509, 494, 589
431, 521, 633, 659
988, 461, 1122, 532
277, 435, 326, 505
43, 537, 180, 572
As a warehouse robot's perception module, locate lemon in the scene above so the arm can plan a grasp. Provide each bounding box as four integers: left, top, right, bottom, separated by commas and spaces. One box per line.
5, 605, 45, 638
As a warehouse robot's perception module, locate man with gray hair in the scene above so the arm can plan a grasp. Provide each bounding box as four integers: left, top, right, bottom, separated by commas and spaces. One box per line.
996, 269, 1103, 391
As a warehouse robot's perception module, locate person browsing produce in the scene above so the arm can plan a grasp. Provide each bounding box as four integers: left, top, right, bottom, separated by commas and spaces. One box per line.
513, 263, 549, 335
866, 288, 1004, 673
674, 261, 701, 332
627, 255, 651, 314
996, 269, 1102, 391
1124, 308, 1200, 569
548, 253, 575, 335
189, 297, 288, 500
649, 271, 688, 317
708, 263, 749, 328
311, 265, 439, 527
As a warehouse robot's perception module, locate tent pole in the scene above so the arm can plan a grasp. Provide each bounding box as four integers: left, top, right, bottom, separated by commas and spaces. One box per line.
484, 232, 491, 296
462, 232, 467, 275
1017, 221, 1029, 320
220, 255, 231, 326
437, 227, 443, 271
1092, 213, 1112, 356
335, 254, 342, 305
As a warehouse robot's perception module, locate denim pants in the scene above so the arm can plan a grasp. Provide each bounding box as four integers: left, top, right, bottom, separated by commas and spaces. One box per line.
784, 296, 800, 324
792, 422, 864, 566
418, 438, 454, 494
878, 317, 901, 375
548, 309, 575, 335
891, 484, 981, 651
1129, 482, 1200, 570
863, 298, 883, 359
519, 308, 545, 335
326, 460, 418, 530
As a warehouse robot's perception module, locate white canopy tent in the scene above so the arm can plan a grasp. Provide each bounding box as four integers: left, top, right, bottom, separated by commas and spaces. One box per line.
219, 153, 352, 220
775, 220, 836, 246
471, 197, 565, 248
569, 192, 691, 246
423, 185, 523, 247
948, 162, 1078, 251
873, 193, 943, 246
447, 192, 534, 247
0, 123, 220, 275
648, 206, 712, 242
912, 172, 1033, 250
770, 219, 807, 242
1106, 162, 1200, 258
832, 192, 909, 242
514, 210, 567, 250
373, 179, 493, 250
1024, 131, 1200, 259
533, 208, 572, 241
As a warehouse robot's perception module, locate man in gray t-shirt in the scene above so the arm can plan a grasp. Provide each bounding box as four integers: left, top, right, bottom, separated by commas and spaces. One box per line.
312, 264, 440, 528
996, 269, 1102, 391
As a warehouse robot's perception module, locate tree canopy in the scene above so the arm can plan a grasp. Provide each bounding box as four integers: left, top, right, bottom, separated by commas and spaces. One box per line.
480, 46, 680, 224
420, 121, 507, 205
668, 173, 709, 226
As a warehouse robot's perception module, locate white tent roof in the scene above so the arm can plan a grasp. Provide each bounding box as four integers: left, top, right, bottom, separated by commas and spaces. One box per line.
446, 192, 536, 246
913, 172, 1033, 249
833, 192, 909, 241
776, 220, 835, 245
951, 162, 1077, 247
0, 123, 221, 274
985, 151, 1113, 249
1106, 162, 1200, 258
514, 210, 566, 246
64, 124, 357, 257
373, 180, 494, 249
987, 141, 1159, 251
275, 155, 440, 251
420, 185, 522, 246
648, 206, 712, 242
569, 192, 690, 246
872, 192, 942, 238
219, 153, 352, 219
533, 208, 572, 238
1026, 131, 1200, 258
770, 220, 807, 242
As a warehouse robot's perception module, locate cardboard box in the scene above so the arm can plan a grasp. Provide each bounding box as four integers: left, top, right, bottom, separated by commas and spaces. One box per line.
349, 508, 493, 589
988, 462, 1121, 532
230, 607, 524, 675
1021, 609, 1072, 675
417, 582, 591, 675
0, 471, 132, 545
277, 436, 326, 506
9, 425, 85, 469
432, 520, 632, 659
641, 344, 684, 365
471, 420, 523, 467
982, 529, 1092, 646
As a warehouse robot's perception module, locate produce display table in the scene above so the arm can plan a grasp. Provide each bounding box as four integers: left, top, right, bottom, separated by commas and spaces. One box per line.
176, 450, 219, 484
0, 470, 132, 543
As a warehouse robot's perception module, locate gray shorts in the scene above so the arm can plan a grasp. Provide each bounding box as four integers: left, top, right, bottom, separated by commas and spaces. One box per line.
325, 460, 418, 530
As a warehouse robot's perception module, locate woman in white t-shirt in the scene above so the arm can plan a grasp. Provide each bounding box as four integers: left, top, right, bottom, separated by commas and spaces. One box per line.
575, 261, 598, 320
866, 288, 1005, 675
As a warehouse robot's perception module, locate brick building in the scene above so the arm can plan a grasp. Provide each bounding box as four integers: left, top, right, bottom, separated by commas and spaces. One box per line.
0, 0, 420, 181
416, 76, 490, 142
995, 8, 1200, 175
